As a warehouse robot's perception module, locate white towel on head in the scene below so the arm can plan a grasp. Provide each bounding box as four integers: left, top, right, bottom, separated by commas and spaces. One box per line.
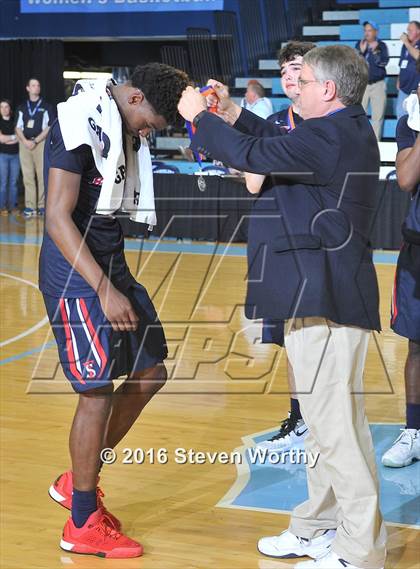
57, 78, 156, 228
403, 93, 420, 133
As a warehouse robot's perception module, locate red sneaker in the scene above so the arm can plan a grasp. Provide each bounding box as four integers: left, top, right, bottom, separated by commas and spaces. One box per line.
49, 471, 121, 530
60, 508, 143, 558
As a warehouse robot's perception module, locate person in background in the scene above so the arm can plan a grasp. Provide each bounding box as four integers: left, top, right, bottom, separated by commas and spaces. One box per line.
382, 84, 420, 468
396, 21, 420, 119
246, 41, 316, 455
15, 78, 54, 218
356, 21, 389, 140
267, 41, 316, 129
241, 80, 273, 119
0, 99, 20, 215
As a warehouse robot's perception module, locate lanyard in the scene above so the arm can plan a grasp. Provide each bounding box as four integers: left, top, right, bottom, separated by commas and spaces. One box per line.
287, 106, 296, 131
185, 120, 203, 169
27, 98, 42, 118
185, 86, 218, 178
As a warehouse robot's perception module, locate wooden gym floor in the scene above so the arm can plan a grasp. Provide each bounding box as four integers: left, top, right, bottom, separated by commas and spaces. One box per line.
0, 214, 418, 569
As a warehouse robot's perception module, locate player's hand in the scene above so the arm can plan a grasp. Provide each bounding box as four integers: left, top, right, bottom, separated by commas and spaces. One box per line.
178, 86, 207, 122
244, 172, 266, 194
98, 283, 139, 332
400, 32, 408, 44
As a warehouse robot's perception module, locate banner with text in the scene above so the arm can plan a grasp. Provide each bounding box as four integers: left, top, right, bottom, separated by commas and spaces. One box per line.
20, 0, 224, 13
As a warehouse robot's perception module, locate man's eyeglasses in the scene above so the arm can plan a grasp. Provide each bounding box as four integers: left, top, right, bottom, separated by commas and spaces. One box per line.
297, 78, 319, 88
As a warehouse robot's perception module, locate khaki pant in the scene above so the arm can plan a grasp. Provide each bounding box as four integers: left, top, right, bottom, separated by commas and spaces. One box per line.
19, 141, 45, 209
362, 80, 387, 141
285, 318, 387, 569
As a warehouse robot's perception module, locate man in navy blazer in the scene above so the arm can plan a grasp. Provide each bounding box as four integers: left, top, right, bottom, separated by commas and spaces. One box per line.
178, 45, 387, 569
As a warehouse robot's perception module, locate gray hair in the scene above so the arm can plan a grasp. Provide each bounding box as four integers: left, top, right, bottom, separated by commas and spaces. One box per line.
303, 45, 368, 106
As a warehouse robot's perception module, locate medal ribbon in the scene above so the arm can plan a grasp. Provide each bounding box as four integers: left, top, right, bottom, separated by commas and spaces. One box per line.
27, 98, 43, 118
287, 105, 296, 131
185, 86, 218, 168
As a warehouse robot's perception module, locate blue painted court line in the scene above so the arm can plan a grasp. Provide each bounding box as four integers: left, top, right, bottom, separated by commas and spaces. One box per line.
223, 424, 419, 527
0, 233, 42, 245
0, 233, 398, 264
373, 251, 398, 264
0, 341, 56, 366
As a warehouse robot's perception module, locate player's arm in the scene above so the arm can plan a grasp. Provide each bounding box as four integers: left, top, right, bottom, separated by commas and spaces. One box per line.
46, 168, 139, 332
396, 135, 420, 192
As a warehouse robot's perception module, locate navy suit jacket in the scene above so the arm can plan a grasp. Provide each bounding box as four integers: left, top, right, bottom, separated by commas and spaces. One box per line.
191, 105, 382, 331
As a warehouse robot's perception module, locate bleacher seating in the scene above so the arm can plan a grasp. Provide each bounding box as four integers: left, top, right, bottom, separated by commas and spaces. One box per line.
322, 10, 360, 21
153, 0, 417, 178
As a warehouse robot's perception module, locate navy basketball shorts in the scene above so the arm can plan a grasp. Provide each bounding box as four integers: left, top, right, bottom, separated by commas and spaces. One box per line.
262, 318, 285, 346
391, 242, 420, 341
43, 282, 168, 393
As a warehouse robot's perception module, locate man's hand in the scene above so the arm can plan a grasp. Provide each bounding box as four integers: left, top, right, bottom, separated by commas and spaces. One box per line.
178, 86, 207, 123
244, 172, 266, 194
98, 282, 139, 332
400, 32, 409, 45
24, 138, 36, 150
206, 79, 242, 125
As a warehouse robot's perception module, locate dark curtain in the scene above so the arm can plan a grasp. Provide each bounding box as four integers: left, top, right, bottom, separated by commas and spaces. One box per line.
1, 39, 65, 114
121, 176, 409, 250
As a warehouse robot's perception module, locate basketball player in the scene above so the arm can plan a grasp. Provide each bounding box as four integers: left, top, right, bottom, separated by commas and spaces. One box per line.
245, 42, 316, 454
41, 63, 189, 558
382, 84, 420, 467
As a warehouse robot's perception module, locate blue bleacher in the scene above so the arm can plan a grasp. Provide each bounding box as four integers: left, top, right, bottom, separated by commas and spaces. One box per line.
379, 0, 416, 7
270, 98, 290, 112
359, 8, 409, 23
317, 40, 355, 47
366, 98, 396, 116
381, 119, 397, 138
384, 77, 398, 95
271, 78, 284, 95
340, 24, 391, 40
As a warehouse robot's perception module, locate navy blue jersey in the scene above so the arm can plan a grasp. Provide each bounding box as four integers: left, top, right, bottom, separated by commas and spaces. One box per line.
398, 40, 420, 95
39, 119, 135, 297
355, 40, 389, 83
396, 115, 419, 234
267, 106, 303, 131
